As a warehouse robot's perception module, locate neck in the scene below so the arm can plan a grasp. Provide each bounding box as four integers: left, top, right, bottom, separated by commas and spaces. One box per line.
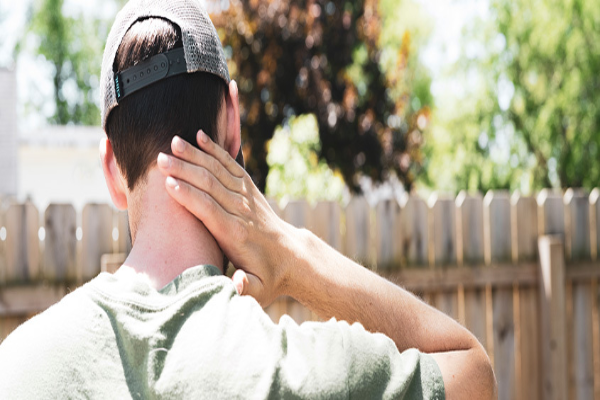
117, 168, 223, 289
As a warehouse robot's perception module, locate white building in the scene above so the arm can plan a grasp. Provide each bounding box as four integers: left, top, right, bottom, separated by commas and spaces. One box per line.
19, 125, 111, 211
0, 68, 18, 197
0, 67, 111, 211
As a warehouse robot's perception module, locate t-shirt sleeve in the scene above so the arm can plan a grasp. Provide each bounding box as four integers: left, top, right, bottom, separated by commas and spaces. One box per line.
275, 316, 445, 400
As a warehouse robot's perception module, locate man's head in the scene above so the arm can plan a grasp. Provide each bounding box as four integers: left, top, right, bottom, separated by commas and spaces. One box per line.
99, 0, 242, 211
105, 17, 227, 192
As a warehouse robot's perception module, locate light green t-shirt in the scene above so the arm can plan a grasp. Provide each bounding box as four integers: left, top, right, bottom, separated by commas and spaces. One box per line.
0, 265, 444, 399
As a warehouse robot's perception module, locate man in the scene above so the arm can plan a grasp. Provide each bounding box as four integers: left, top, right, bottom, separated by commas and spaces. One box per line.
0, 0, 496, 398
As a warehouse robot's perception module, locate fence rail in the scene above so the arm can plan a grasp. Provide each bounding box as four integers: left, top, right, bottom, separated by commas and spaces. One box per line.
1, 188, 600, 400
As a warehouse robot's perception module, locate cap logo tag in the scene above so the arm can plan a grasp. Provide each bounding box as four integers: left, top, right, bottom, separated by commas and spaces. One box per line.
115, 75, 122, 99
114, 47, 187, 104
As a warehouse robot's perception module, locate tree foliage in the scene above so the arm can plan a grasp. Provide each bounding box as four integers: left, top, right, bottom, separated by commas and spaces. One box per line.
26, 0, 105, 125
428, 0, 600, 193
265, 114, 346, 203
214, 0, 432, 192
18, 0, 432, 193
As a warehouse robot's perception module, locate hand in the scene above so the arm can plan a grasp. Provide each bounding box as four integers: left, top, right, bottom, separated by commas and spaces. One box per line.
156, 130, 298, 306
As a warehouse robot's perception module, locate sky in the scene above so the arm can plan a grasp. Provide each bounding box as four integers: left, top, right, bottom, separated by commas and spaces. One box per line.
415, 0, 490, 108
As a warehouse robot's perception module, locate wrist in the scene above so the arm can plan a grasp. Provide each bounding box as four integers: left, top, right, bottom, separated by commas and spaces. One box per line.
278, 225, 316, 300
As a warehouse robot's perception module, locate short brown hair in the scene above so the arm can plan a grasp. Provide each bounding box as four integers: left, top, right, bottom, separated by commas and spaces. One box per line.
105, 18, 226, 190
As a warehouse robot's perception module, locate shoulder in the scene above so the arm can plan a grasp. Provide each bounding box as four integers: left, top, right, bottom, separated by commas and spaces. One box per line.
0, 287, 102, 395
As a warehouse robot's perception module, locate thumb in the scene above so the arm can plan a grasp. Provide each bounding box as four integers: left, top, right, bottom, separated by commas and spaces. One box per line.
232, 269, 264, 300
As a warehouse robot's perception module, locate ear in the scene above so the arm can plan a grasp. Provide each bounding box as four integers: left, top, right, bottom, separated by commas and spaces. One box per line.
99, 137, 128, 210
224, 80, 241, 159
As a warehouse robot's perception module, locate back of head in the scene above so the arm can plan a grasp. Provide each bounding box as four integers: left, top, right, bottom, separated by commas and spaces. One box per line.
105, 18, 226, 191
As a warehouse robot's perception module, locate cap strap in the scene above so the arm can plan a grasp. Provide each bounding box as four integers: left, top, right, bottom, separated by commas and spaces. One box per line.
114, 47, 188, 103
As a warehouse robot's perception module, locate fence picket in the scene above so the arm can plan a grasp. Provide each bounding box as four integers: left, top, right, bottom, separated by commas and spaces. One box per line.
565, 189, 591, 260
430, 194, 457, 266
457, 193, 487, 349
430, 194, 458, 319
44, 204, 77, 282
4, 203, 40, 283
345, 197, 372, 268
81, 204, 113, 282
538, 236, 568, 400
485, 191, 516, 400
565, 189, 595, 400
0, 316, 28, 345
115, 210, 132, 255
456, 192, 484, 265
2, 192, 600, 399
537, 189, 565, 236
511, 193, 538, 261
375, 198, 401, 271
309, 201, 342, 252
511, 193, 541, 400
283, 200, 311, 229
398, 194, 428, 267
591, 189, 600, 261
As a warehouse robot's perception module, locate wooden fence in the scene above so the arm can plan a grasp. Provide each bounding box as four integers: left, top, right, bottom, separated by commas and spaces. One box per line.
1, 188, 600, 400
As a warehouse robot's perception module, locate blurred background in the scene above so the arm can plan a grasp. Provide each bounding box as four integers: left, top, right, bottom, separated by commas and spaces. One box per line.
0, 0, 599, 207
2, 3, 600, 398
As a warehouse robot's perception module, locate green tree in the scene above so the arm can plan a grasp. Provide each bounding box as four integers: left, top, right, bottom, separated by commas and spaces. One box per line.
215, 0, 432, 193
427, 0, 600, 193
265, 114, 346, 203
25, 0, 106, 125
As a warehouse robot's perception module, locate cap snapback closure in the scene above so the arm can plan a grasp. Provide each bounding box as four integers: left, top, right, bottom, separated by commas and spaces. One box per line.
114, 47, 188, 103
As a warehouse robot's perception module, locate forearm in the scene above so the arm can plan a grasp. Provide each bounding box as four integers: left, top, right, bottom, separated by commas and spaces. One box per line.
284, 227, 479, 354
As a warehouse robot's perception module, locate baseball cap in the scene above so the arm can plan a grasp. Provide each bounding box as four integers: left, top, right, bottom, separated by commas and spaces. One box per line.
100, 0, 231, 130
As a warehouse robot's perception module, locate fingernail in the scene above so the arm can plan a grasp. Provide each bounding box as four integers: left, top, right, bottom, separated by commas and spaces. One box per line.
233, 80, 238, 96
166, 177, 179, 189
199, 130, 208, 143
157, 153, 170, 168
173, 136, 185, 153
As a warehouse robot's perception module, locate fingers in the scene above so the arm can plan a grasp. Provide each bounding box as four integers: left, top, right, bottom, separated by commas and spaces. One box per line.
232, 269, 248, 295
170, 136, 244, 193
232, 269, 265, 303
164, 176, 241, 242
194, 130, 246, 178
158, 152, 245, 216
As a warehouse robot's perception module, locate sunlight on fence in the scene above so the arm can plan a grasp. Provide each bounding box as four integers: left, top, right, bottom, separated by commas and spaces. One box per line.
1, 188, 600, 400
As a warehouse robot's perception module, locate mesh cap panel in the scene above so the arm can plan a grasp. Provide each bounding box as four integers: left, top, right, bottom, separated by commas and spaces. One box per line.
100, 0, 230, 129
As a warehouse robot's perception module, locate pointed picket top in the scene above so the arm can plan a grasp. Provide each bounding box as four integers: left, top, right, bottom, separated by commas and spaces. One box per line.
81, 204, 113, 282
485, 191, 516, 399
429, 193, 457, 267
399, 193, 428, 267
309, 201, 342, 252
344, 196, 372, 268
563, 188, 591, 260
44, 204, 77, 283
511, 192, 538, 262
565, 188, 595, 400
456, 191, 484, 266
374, 197, 402, 271
537, 189, 565, 236
4, 202, 40, 283
484, 191, 512, 264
